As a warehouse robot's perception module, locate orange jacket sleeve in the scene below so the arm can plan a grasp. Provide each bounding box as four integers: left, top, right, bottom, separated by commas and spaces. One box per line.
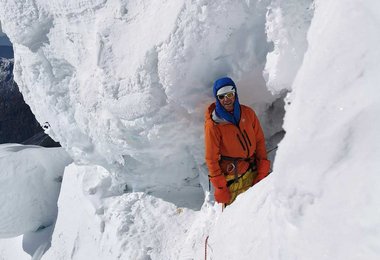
204, 120, 222, 178
205, 121, 229, 190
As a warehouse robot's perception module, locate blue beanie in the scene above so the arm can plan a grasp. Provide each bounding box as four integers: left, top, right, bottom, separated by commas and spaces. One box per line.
213, 77, 241, 125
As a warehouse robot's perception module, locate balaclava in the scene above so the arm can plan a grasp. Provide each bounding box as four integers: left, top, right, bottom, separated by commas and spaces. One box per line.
212, 77, 241, 125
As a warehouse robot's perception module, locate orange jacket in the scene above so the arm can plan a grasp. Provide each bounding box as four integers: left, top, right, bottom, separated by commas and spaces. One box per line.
205, 103, 269, 186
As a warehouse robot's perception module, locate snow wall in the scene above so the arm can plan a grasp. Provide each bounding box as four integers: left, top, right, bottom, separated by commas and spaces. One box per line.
209, 1, 380, 259
0, 0, 288, 206
1, 0, 379, 259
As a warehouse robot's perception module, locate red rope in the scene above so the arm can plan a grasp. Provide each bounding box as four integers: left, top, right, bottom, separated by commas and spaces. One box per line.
205, 235, 209, 260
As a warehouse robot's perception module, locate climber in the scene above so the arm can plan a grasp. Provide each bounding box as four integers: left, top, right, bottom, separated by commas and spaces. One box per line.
204, 77, 271, 206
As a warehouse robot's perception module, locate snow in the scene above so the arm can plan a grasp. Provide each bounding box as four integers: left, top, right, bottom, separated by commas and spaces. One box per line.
0, 0, 379, 259
0, 236, 29, 260
0, 0, 283, 203
209, 1, 380, 259
0, 144, 72, 258
0, 144, 72, 238
43, 163, 219, 260
264, 0, 314, 93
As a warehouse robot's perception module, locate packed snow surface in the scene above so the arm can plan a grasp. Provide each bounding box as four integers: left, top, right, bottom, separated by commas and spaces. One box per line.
0, 0, 379, 259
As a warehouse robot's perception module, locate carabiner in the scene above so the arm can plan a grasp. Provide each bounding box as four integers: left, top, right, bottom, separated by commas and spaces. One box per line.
226, 163, 236, 173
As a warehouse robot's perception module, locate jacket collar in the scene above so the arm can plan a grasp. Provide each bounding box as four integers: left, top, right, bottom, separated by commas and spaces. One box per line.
212, 109, 230, 124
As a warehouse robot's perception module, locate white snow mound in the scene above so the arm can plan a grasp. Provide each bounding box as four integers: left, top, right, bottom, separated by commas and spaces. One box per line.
0, 144, 72, 238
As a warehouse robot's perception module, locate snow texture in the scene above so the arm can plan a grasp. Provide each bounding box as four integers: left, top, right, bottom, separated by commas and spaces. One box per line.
42, 164, 219, 259
0, 144, 72, 238
264, 0, 314, 93
0, 0, 379, 259
209, 1, 380, 259
0, 0, 282, 207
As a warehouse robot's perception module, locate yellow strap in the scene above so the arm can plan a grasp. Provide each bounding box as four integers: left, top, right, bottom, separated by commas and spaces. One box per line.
225, 168, 257, 205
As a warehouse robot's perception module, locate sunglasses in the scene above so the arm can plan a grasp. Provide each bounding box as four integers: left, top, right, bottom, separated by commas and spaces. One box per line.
217, 91, 235, 100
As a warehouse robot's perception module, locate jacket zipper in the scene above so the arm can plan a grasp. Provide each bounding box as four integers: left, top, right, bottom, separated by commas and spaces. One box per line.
235, 126, 250, 158
243, 129, 252, 146
236, 134, 246, 151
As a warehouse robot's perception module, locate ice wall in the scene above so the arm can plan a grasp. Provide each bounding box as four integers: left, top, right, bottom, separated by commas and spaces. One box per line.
209, 1, 380, 259
0, 0, 281, 204
264, 0, 314, 93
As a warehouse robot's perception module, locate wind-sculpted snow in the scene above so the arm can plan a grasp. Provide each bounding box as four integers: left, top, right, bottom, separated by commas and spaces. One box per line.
0, 0, 379, 259
264, 0, 314, 93
209, 1, 380, 259
0, 144, 72, 238
43, 164, 219, 260
0, 0, 281, 204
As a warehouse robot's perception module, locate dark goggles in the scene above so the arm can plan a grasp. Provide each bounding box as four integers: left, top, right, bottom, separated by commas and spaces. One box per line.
217, 91, 235, 100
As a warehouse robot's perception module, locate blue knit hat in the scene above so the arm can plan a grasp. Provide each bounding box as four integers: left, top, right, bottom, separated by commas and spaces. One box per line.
213, 77, 241, 125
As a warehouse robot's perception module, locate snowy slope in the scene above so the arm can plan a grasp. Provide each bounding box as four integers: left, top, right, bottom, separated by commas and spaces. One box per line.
0, 236, 29, 260
0, 0, 379, 259
41, 164, 219, 259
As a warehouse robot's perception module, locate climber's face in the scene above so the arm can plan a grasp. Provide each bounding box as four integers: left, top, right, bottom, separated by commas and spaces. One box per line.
218, 91, 235, 112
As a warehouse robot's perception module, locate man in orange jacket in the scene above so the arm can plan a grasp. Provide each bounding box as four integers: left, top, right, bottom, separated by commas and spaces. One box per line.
205, 77, 271, 205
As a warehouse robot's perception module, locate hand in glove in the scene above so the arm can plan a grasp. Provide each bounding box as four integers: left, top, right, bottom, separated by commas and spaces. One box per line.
214, 186, 231, 204
253, 159, 271, 185
210, 174, 231, 204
